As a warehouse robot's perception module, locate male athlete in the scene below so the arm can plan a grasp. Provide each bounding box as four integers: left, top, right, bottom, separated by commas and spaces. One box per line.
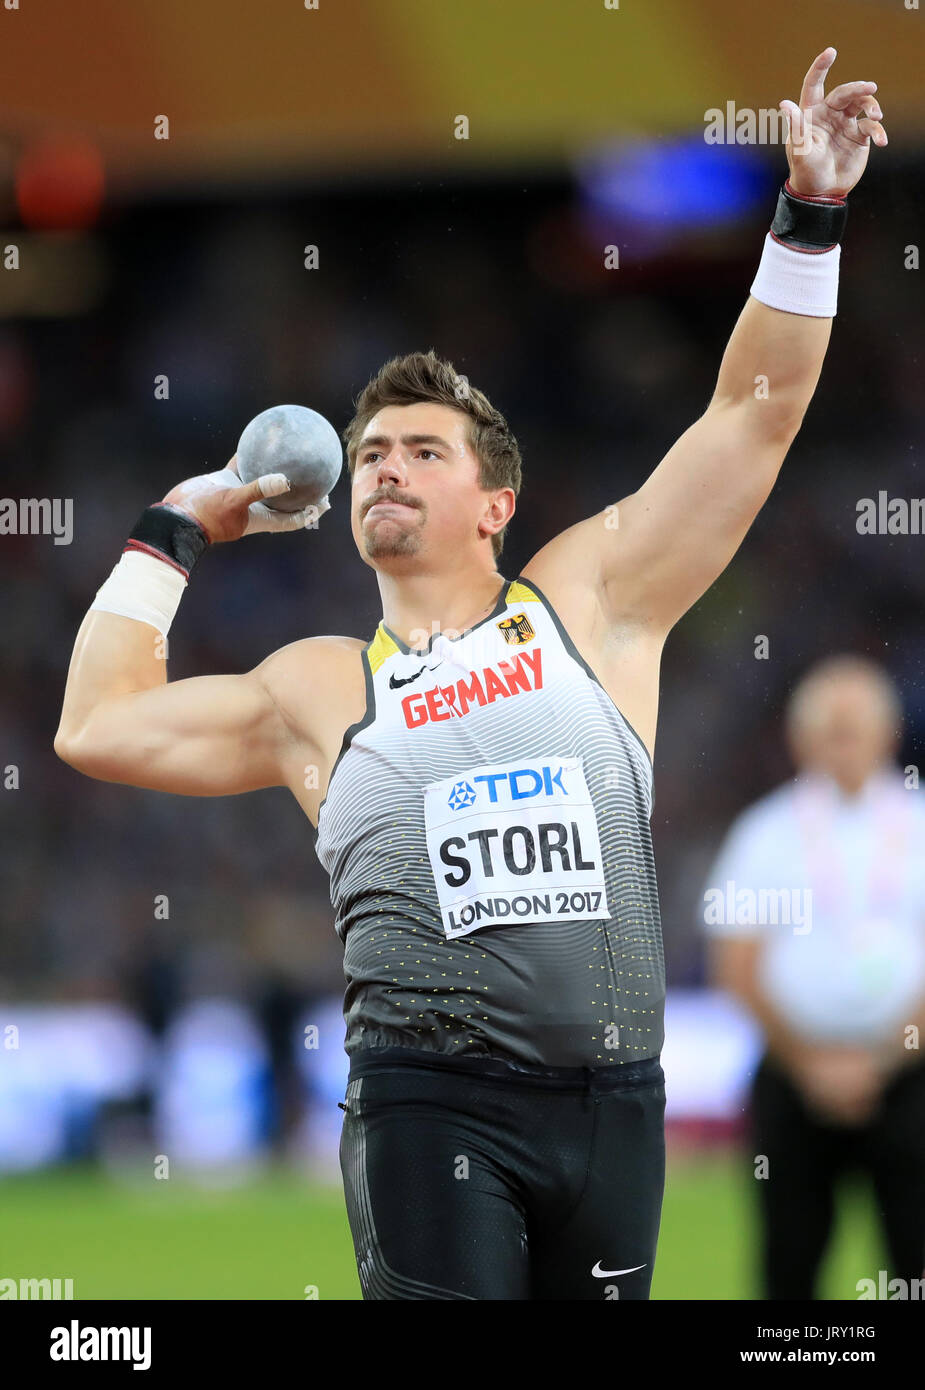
55, 50, 887, 1300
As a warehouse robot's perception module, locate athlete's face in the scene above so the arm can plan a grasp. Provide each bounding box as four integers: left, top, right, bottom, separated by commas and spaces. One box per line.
351, 403, 511, 568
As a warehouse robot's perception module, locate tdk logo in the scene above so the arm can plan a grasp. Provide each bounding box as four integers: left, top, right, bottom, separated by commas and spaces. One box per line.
447, 781, 477, 811
447, 765, 568, 811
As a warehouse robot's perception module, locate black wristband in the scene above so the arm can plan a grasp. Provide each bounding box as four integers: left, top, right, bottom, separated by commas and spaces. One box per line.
770, 178, 848, 253
124, 503, 210, 580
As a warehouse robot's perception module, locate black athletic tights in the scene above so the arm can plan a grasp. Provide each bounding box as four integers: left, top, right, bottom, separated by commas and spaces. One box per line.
338, 1046, 666, 1300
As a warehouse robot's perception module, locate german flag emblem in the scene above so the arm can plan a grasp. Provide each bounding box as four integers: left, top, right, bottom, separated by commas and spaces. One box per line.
497, 612, 535, 645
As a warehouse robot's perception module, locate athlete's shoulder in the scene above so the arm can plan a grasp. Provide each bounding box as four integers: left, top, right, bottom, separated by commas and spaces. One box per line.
516, 554, 600, 646
254, 634, 368, 703
257, 632, 367, 671
518, 549, 653, 652
261, 636, 367, 664
248, 634, 369, 756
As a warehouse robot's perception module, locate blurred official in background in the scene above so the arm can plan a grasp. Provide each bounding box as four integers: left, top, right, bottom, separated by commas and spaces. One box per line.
703, 655, 925, 1299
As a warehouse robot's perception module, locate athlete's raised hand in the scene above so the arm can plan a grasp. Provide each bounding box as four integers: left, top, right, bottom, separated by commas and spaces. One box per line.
780, 47, 887, 200
162, 456, 330, 543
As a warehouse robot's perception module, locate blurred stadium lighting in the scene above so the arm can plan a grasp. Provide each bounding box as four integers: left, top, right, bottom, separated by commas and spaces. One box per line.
15, 134, 105, 231
155, 999, 273, 1179
574, 136, 771, 254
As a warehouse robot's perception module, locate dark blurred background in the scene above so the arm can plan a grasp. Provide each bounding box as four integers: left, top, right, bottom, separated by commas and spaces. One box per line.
0, 0, 922, 1296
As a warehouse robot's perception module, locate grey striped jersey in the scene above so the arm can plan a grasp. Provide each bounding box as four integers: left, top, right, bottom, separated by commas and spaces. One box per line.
313, 574, 664, 1067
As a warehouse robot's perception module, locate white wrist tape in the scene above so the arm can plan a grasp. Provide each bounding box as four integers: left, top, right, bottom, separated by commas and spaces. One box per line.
750, 233, 840, 318
89, 549, 187, 639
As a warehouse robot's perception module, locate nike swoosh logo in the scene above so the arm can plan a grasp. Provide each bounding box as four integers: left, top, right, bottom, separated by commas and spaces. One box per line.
389, 664, 426, 689
590, 1262, 646, 1278
388, 664, 439, 689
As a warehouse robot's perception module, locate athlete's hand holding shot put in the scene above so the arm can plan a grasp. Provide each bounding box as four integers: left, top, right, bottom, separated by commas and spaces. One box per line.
55, 48, 888, 1301
54, 455, 349, 802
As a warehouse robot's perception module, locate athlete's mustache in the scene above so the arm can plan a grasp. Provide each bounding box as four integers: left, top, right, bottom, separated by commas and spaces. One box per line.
363, 490, 422, 514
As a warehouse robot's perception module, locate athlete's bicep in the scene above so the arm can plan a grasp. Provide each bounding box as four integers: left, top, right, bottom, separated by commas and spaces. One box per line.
57, 665, 297, 796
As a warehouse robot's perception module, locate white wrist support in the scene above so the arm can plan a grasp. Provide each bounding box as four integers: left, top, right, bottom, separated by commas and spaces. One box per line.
89, 549, 187, 639
750, 233, 840, 318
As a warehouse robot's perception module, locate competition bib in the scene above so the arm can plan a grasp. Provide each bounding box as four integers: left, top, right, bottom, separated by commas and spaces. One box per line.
423, 755, 610, 940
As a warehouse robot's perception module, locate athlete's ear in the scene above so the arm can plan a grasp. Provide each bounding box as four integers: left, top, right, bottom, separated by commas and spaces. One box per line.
479, 488, 515, 540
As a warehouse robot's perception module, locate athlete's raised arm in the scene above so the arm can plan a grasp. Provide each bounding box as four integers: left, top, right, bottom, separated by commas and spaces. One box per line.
534, 48, 887, 636
54, 460, 329, 796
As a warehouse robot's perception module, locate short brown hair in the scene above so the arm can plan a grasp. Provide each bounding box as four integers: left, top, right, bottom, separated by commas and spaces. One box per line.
343, 349, 523, 560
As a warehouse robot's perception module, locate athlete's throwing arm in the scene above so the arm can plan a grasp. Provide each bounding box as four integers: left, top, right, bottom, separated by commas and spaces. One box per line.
53, 460, 351, 806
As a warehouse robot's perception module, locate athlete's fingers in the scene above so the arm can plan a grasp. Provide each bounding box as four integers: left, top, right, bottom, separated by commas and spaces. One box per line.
858, 120, 888, 148
798, 46, 836, 110
240, 473, 292, 505
207, 467, 290, 505
779, 99, 806, 150
825, 80, 878, 113
200, 465, 327, 534
855, 102, 888, 147
243, 500, 320, 534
